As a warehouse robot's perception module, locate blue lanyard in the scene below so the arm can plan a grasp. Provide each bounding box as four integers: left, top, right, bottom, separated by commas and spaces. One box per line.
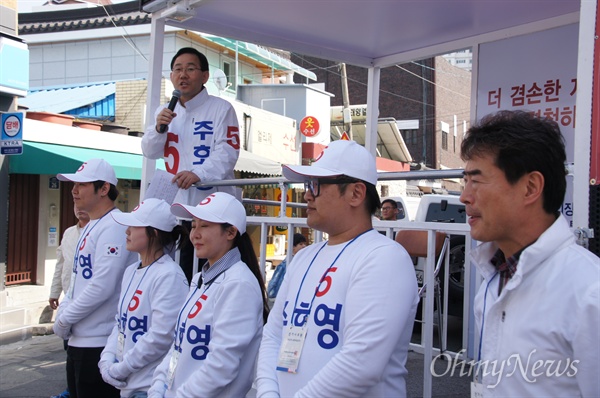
117, 257, 159, 333
173, 269, 227, 351
477, 271, 499, 365
292, 229, 371, 326
70, 208, 116, 291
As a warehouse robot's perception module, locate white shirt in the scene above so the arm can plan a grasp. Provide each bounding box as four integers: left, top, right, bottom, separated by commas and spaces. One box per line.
102, 255, 189, 398
472, 215, 600, 397
50, 223, 82, 299
141, 88, 240, 206
256, 229, 419, 398
149, 248, 264, 398
56, 208, 137, 348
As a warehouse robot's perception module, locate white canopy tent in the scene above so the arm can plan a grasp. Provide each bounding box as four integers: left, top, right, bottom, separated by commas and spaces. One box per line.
140, 0, 595, 231
140, 1, 596, 395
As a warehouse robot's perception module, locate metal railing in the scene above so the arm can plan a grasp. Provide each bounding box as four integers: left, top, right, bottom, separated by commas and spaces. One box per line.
190, 168, 472, 398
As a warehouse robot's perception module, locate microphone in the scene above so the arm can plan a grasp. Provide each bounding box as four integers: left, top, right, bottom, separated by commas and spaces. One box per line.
158, 89, 181, 133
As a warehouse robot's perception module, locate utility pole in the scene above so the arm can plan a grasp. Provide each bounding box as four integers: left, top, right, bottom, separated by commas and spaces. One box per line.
339, 63, 353, 139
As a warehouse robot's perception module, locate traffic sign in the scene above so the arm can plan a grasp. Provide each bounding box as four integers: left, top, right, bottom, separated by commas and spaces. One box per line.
1, 112, 23, 155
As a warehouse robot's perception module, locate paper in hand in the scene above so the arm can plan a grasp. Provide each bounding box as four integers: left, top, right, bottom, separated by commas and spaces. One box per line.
144, 169, 179, 204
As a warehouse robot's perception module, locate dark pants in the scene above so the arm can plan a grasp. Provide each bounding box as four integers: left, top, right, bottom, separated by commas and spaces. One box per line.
66, 346, 119, 398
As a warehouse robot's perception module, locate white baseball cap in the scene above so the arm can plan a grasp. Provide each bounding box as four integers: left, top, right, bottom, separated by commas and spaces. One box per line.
282, 140, 377, 186
57, 158, 118, 186
111, 198, 178, 232
171, 192, 246, 234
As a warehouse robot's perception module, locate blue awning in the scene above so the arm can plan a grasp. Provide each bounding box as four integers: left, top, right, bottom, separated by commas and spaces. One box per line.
18, 82, 116, 116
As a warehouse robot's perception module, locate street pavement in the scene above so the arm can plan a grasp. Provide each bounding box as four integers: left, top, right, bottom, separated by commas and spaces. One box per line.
0, 333, 471, 398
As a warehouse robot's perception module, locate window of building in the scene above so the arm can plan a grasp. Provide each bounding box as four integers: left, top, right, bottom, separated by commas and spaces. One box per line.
440, 121, 449, 151
403, 130, 418, 145
223, 61, 235, 91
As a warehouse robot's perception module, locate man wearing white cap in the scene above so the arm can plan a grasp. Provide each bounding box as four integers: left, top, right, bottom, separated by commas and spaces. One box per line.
54, 158, 137, 398
256, 140, 419, 397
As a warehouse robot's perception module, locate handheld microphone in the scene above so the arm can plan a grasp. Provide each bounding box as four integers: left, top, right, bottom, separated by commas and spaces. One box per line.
158, 89, 181, 133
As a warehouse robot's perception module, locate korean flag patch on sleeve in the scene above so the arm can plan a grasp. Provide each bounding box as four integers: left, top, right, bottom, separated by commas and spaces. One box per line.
106, 245, 121, 257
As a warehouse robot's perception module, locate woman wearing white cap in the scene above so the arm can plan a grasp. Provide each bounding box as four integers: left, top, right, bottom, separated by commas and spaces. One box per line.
99, 198, 189, 398
148, 192, 269, 398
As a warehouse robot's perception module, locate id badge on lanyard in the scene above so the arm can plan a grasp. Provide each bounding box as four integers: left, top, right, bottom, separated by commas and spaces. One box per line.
166, 349, 180, 389
117, 331, 125, 361
276, 325, 308, 373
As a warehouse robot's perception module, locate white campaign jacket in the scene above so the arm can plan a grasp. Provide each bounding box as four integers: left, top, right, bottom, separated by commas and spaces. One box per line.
256, 229, 419, 398
149, 257, 263, 398
50, 223, 82, 299
472, 215, 600, 397
141, 88, 240, 206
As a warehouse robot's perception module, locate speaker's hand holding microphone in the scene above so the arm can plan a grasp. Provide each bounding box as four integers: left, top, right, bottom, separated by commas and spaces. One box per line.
157, 90, 182, 134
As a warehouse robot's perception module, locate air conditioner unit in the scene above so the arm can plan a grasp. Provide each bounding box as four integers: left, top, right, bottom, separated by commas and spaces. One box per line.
272, 235, 286, 256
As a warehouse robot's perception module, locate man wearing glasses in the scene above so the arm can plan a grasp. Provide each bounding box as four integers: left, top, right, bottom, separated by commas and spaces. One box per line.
142, 47, 240, 282
380, 198, 400, 220
256, 140, 419, 397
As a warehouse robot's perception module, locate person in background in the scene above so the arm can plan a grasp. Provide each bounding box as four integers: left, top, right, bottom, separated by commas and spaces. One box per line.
49, 205, 90, 398
148, 192, 269, 398
99, 199, 189, 398
54, 158, 137, 398
460, 110, 599, 396
141, 47, 241, 283
380, 198, 399, 220
267, 233, 307, 301
256, 140, 419, 397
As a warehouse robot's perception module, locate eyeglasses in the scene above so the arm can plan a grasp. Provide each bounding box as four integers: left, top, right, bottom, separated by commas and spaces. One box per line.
171, 67, 203, 75
304, 177, 359, 198
381, 207, 396, 211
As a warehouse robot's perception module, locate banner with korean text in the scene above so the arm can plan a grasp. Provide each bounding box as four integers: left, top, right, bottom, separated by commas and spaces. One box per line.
477, 23, 578, 226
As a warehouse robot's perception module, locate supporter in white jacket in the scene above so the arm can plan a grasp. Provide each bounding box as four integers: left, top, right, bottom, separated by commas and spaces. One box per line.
49, 205, 90, 310
99, 199, 189, 398
54, 158, 137, 398
48, 204, 90, 398
256, 141, 419, 397
148, 192, 269, 398
141, 47, 241, 284
141, 47, 240, 207
460, 110, 600, 397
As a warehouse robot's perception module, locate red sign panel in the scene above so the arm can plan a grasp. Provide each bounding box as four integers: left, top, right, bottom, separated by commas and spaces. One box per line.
300, 116, 320, 137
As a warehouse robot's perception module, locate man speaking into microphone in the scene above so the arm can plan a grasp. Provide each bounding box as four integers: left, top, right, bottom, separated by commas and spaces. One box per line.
142, 47, 240, 281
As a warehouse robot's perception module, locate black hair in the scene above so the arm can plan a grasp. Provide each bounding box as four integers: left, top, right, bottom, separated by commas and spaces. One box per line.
381, 198, 398, 209
221, 223, 270, 324
461, 110, 567, 215
171, 47, 209, 71
338, 178, 381, 216
92, 180, 119, 201
146, 224, 189, 260
292, 233, 307, 247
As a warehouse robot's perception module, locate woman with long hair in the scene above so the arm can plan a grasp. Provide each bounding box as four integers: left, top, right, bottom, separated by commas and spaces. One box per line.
99, 198, 189, 398
148, 192, 269, 398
